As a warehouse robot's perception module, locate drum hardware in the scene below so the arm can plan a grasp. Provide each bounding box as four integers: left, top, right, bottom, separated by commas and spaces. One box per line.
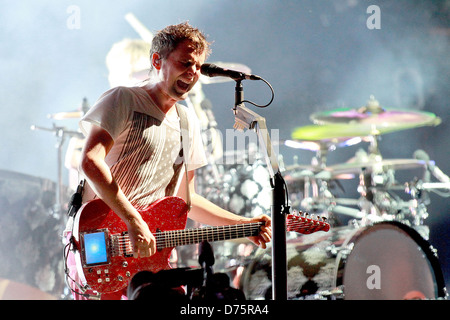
412, 182, 450, 196
31, 98, 90, 214
30, 123, 84, 217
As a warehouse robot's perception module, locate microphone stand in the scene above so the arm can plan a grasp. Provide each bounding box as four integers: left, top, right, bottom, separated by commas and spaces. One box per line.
233, 80, 288, 300
196, 240, 215, 300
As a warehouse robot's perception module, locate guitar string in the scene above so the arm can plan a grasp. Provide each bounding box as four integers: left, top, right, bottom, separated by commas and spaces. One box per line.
112, 223, 264, 250
111, 219, 328, 251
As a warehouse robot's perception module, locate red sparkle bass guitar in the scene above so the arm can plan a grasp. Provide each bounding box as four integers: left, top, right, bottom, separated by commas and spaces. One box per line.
71, 196, 330, 294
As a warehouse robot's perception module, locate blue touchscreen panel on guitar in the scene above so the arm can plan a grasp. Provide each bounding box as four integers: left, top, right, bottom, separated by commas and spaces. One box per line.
83, 231, 109, 266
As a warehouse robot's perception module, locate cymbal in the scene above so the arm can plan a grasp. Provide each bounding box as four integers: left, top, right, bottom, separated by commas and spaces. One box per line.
200, 61, 251, 84
47, 110, 83, 120
292, 123, 398, 140
292, 113, 440, 140
327, 158, 431, 176
283, 163, 355, 182
310, 96, 441, 129
284, 137, 362, 152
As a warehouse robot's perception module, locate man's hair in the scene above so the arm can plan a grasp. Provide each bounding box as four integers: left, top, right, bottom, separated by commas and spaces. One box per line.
149, 21, 211, 71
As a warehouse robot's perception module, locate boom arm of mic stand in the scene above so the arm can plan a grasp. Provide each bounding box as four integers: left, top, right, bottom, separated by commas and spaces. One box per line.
233, 103, 288, 300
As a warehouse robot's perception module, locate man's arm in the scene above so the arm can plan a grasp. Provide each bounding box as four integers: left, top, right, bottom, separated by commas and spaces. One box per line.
79, 124, 156, 257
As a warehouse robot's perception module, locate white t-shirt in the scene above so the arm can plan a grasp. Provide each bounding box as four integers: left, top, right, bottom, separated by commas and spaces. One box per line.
79, 86, 207, 209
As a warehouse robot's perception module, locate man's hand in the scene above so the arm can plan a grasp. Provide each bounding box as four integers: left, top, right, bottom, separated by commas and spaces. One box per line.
247, 214, 272, 249
127, 216, 156, 258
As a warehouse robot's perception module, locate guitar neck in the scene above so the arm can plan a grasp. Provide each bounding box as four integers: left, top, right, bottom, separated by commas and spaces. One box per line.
155, 222, 263, 249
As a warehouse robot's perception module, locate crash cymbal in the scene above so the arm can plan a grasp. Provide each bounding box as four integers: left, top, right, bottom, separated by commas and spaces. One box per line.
291, 123, 400, 140
292, 112, 440, 140
200, 61, 251, 84
310, 96, 441, 129
284, 137, 362, 152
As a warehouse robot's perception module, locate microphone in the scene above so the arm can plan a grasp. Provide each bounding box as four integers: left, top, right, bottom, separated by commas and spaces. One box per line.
201, 63, 261, 81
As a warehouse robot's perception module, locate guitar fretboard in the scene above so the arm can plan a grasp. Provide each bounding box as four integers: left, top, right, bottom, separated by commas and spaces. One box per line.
110, 222, 263, 256
155, 222, 263, 249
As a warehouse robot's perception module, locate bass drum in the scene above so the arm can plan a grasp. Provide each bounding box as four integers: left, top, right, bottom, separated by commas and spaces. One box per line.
240, 221, 446, 300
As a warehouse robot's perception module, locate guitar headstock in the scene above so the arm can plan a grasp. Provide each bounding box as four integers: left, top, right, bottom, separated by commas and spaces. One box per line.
286, 210, 330, 234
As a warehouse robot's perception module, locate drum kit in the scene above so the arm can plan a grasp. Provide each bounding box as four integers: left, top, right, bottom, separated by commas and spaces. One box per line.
189, 84, 449, 300
236, 95, 449, 300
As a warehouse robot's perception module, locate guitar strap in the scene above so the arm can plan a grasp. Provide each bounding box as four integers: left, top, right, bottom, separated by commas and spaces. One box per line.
176, 104, 191, 211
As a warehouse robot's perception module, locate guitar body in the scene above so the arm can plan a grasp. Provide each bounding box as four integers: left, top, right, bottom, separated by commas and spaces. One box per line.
73, 196, 189, 294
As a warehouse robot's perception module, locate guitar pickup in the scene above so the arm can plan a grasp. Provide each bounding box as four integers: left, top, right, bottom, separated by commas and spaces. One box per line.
115, 231, 133, 258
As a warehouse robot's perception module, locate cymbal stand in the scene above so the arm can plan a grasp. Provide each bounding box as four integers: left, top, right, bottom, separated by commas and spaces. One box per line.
185, 85, 222, 187
233, 80, 288, 300
30, 123, 83, 218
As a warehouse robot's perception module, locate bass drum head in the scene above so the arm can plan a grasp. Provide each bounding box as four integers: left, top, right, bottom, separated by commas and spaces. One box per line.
339, 221, 446, 300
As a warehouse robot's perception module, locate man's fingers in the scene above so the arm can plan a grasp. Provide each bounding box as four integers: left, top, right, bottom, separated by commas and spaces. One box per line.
132, 238, 152, 258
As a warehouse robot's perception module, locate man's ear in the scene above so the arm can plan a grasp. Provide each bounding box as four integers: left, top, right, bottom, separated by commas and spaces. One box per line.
152, 53, 161, 70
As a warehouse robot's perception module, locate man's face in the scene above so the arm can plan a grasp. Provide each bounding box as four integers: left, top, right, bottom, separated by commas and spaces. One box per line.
155, 40, 206, 102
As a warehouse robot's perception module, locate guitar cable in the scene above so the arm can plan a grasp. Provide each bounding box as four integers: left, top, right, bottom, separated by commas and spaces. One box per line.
62, 179, 98, 299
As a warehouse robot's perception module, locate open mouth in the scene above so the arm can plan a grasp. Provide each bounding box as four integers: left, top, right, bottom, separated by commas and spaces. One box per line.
177, 80, 190, 91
